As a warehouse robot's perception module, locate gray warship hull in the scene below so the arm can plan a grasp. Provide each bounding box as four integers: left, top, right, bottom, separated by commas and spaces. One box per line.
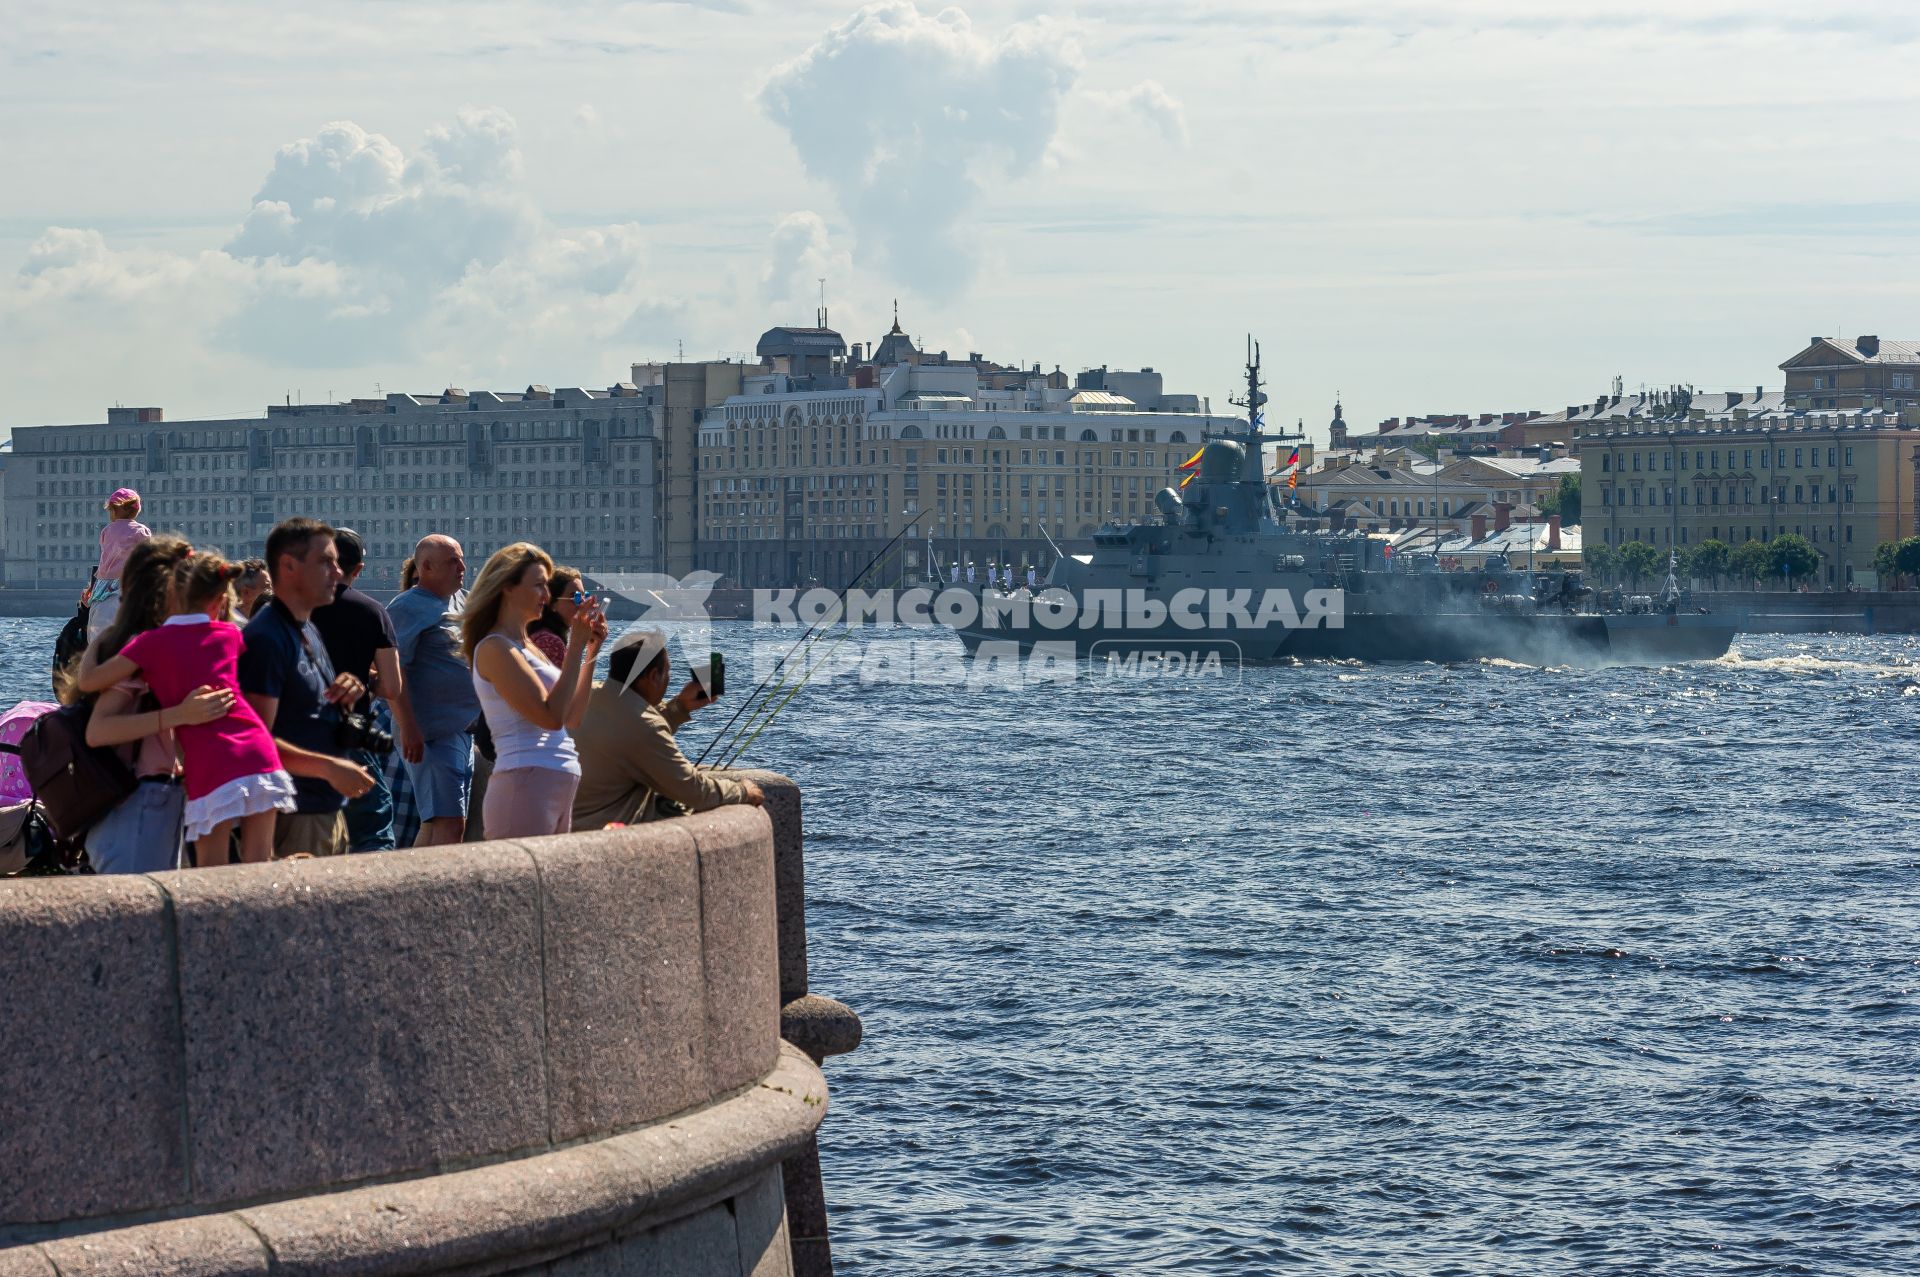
956, 600, 1741, 666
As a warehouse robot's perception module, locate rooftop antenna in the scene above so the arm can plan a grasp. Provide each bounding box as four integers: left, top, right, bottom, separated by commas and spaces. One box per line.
817, 278, 827, 330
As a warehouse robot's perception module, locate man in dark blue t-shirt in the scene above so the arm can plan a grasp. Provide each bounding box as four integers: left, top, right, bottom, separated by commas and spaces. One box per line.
239, 517, 375, 857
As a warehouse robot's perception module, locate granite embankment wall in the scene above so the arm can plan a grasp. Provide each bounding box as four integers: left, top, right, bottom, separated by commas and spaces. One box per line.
1695, 589, 1920, 634
0, 771, 859, 1276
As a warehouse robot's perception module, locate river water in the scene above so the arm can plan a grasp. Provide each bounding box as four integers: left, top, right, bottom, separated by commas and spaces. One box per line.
8, 619, 1916, 1274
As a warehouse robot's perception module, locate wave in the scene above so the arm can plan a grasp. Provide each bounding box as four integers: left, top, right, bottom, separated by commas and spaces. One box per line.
1715, 650, 1915, 677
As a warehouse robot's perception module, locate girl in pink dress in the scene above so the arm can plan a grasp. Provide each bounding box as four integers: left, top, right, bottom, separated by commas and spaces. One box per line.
78, 550, 296, 864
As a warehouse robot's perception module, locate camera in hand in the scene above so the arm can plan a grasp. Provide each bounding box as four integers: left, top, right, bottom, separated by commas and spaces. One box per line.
336, 711, 395, 755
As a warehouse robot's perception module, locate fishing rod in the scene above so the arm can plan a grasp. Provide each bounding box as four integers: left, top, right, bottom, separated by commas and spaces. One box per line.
699, 521, 921, 768
695, 515, 923, 767
700, 520, 921, 767
718, 524, 923, 769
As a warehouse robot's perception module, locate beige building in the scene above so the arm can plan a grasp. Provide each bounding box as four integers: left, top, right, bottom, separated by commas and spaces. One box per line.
1287, 447, 1576, 537
1581, 405, 1920, 586
694, 319, 1225, 586
1781, 335, 1920, 412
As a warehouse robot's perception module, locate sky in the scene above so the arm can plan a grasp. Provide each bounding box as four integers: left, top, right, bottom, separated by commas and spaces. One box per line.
3, 0, 1918, 444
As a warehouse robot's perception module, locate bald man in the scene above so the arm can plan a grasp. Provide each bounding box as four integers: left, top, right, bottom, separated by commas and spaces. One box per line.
387, 535, 479, 846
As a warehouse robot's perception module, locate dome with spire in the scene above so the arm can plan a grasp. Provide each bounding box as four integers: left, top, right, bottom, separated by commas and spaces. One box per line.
873, 298, 919, 365
1328, 398, 1349, 448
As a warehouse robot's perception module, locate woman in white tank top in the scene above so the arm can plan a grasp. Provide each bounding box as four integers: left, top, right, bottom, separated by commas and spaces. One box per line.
460, 543, 607, 839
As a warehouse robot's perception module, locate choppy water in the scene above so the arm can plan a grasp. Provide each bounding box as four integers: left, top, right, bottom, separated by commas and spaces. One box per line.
9, 620, 1917, 1274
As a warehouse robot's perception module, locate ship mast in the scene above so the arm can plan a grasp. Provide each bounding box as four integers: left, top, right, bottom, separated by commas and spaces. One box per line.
1227, 336, 1304, 506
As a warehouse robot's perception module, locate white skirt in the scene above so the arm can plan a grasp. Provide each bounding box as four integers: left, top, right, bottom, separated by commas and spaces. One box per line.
183, 769, 298, 841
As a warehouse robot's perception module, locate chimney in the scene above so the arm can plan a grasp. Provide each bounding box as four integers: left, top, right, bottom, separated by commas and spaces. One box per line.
1755, 384, 1764, 400
1548, 515, 1562, 551
1858, 335, 1880, 357
1494, 502, 1512, 532
1471, 513, 1488, 542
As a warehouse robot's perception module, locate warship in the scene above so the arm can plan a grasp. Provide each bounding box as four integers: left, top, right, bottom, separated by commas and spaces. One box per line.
954, 342, 1741, 666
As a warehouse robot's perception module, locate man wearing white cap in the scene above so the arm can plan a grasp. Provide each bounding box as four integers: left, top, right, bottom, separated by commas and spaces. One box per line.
570, 628, 763, 830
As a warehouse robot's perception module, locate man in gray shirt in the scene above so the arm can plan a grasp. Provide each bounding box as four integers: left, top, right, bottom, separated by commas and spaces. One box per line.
388, 534, 480, 847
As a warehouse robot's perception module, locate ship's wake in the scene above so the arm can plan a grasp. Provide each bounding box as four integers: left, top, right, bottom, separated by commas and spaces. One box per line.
1714, 650, 1916, 678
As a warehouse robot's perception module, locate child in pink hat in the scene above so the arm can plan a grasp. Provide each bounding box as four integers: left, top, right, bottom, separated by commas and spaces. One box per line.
87, 487, 152, 642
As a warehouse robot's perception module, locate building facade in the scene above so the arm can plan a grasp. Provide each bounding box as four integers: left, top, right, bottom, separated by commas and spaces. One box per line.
1580, 405, 1920, 586
5, 389, 662, 589
693, 319, 1229, 586
1781, 335, 1920, 412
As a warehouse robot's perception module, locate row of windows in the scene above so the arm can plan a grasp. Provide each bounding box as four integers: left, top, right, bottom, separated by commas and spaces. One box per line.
1602, 445, 1854, 473
1601, 483, 1853, 508
1795, 373, 1918, 391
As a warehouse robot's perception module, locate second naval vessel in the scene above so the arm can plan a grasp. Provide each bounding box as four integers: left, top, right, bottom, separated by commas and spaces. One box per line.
953, 343, 1741, 666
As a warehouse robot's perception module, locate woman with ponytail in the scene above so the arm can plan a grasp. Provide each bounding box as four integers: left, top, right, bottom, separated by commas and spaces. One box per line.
79, 549, 296, 864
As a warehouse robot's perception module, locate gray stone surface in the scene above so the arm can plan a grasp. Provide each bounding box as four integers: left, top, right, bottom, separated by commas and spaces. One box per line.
733, 771, 808, 1004
161, 846, 548, 1204
546, 1198, 741, 1276
779, 994, 862, 1065
0, 876, 187, 1224
691, 806, 781, 1096
781, 1142, 832, 1277
530, 823, 710, 1144
239, 1142, 639, 1277
736, 1167, 793, 1277
605, 1044, 825, 1222
0, 1247, 57, 1277
37, 1213, 270, 1277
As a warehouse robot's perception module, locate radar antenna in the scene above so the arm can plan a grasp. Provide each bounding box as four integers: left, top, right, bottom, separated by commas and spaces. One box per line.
1226, 335, 1303, 486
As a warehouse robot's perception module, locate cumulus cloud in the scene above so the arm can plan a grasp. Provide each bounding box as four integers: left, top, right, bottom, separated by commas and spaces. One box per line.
1086, 79, 1189, 148
759, 1, 1081, 299
760, 211, 854, 314
3, 109, 676, 376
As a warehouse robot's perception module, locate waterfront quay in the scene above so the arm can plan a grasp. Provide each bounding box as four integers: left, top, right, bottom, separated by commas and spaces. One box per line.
0, 773, 863, 1276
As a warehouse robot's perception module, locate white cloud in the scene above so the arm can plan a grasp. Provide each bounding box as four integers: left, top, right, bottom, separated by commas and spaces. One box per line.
758, 1, 1081, 299
1085, 79, 1188, 148
760, 210, 854, 313
2, 109, 677, 379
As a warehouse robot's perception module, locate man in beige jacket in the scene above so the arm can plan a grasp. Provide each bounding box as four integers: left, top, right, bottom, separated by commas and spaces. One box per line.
572, 629, 764, 830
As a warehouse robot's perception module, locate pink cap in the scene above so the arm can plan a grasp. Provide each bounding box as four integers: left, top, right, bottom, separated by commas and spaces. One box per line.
105, 487, 140, 508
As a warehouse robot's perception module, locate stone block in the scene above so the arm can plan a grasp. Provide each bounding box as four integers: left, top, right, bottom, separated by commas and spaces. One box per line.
529, 823, 710, 1143
37, 1213, 270, 1277
736, 1166, 793, 1277
0, 1247, 56, 1277
239, 1142, 638, 1277
0, 877, 187, 1224
779, 994, 862, 1064
547, 1199, 740, 1276
162, 845, 547, 1204
731, 770, 806, 1003
691, 806, 780, 1095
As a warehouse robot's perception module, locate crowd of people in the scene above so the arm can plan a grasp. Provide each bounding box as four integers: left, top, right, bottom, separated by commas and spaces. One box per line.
55, 488, 764, 873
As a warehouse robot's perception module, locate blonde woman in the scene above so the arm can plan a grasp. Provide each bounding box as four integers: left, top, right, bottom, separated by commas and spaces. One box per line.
461, 543, 606, 839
